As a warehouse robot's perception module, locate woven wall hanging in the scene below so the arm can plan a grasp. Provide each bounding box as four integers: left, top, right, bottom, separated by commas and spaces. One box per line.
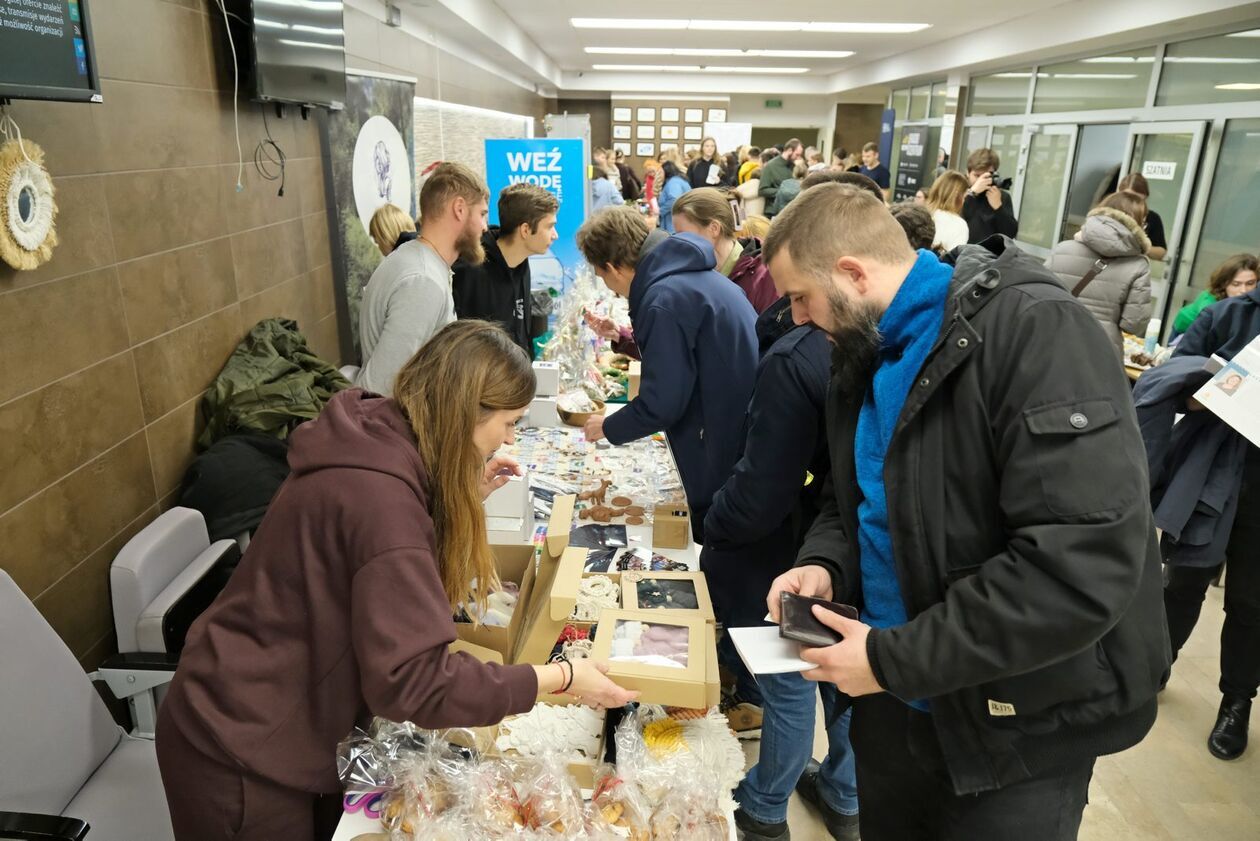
0, 134, 59, 271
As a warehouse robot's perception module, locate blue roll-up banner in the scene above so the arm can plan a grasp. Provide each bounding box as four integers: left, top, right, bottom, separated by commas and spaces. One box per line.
485, 138, 587, 289
878, 108, 897, 169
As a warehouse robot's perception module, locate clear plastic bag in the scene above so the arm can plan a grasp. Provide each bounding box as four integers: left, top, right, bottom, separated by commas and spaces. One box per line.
585, 764, 652, 841
516, 753, 586, 838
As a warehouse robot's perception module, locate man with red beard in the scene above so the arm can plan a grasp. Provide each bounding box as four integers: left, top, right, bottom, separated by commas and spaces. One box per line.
356, 162, 489, 396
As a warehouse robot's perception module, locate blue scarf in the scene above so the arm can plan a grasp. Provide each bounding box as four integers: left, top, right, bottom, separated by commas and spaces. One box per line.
854, 249, 954, 709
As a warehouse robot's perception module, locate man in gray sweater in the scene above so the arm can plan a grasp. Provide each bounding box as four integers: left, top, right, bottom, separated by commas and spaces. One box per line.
355, 162, 490, 396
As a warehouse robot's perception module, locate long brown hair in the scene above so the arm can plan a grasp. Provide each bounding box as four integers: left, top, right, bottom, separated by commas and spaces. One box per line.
393, 321, 536, 610
926, 171, 968, 215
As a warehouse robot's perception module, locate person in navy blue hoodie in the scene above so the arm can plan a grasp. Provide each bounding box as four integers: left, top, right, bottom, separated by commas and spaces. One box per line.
576, 206, 758, 542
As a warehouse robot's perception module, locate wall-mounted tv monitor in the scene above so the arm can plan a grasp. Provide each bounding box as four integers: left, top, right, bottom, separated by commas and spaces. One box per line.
228, 0, 346, 110
0, 0, 102, 103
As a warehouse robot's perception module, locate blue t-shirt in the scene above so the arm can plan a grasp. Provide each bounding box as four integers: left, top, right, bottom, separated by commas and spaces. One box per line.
855, 249, 954, 709
860, 163, 891, 189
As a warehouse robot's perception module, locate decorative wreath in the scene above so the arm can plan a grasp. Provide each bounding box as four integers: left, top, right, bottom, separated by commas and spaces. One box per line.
0, 138, 58, 271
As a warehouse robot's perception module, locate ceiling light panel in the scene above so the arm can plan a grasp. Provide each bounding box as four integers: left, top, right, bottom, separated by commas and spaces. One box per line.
571, 18, 928, 33
591, 64, 810, 74
585, 47, 854, 58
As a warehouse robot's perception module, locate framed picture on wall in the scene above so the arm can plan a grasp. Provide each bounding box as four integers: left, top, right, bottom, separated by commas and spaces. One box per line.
684, 108, 703, 122
661, 107, 680, 122
613, 107, 632, 121
637, 124, 655, 139
636, 107, 656, 122
636, 142, 655, 156
661, 143, 679, 154
683, 126, 702, 140
613, 124, 631, 139
707, 108, 727, 122
683, 143, 699, 154
613, 142, 632, 156
661, 125, 680, 140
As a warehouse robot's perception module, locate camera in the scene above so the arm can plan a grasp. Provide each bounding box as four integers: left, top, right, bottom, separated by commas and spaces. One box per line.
989, 171, 1014, 190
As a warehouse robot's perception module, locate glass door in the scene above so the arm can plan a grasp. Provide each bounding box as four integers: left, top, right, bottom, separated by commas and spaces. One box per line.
1013, 124, 1078, 255
1119, 121, 1208, 333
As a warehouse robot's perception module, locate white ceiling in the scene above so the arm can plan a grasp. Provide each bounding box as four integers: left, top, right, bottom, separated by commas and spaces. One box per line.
495, 1, 1068, 78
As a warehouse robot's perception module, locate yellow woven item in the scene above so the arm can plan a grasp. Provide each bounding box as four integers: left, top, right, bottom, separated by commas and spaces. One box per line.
0, 138, 58, 271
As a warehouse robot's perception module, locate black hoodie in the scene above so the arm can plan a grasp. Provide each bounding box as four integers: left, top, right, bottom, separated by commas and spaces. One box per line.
452, 227, 533, 356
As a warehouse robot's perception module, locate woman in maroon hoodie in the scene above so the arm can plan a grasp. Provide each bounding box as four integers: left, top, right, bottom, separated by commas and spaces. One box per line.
155, 320, 635, 841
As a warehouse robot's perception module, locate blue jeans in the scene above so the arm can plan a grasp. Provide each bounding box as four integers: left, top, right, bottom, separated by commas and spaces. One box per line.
735, 671, 859, 824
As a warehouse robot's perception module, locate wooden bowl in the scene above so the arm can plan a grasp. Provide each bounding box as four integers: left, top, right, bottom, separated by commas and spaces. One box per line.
557, 400, 606, 427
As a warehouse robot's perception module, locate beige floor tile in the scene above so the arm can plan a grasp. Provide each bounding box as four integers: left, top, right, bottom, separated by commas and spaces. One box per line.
737, 585, 1259, 839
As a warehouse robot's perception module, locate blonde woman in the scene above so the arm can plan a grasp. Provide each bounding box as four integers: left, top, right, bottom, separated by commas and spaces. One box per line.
925, 171, 971, 252
368, 203, 417, 256
156, 321, 636, 841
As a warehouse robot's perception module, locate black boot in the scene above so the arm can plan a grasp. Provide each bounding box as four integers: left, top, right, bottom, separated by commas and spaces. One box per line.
1207, 695, 1252, 760
734, 807, 790, 840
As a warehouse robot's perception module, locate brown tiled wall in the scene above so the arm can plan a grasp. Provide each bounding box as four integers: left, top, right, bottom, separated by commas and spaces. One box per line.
0, 1, 556, 671
0, 0, 340, 669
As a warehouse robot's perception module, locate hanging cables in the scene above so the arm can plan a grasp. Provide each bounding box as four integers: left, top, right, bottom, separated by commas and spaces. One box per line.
256, 104, 287, 197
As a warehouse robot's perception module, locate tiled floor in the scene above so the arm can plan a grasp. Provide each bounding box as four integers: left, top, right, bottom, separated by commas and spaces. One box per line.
740, 584, 1260, 839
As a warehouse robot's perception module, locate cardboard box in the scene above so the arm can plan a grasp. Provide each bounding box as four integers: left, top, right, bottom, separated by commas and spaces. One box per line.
626, 360, 642, 401
590, 609, 710, 709
620, 571, 714, 624
532, 361, 561, 397
526, 395, 562, 428
456, 495, 576, 661
512, 546, 585, 666
652, 502, 691, 549
485, 473, 532, 544
490, 697, 605, 789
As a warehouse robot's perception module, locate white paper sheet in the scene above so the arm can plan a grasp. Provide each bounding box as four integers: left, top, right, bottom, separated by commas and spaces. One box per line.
1193, 338, 1260, 447
727, 625, 819, 675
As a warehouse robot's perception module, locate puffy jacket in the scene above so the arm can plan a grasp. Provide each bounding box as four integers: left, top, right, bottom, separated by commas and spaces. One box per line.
798, 236, 1169, 795
199, 318, 349, 450
602, 233, 758, 535
758, 155, 793, 202
1047, 207, 1152, 358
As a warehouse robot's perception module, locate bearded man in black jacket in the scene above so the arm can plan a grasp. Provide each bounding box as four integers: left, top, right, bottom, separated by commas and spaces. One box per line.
762, 184, 1169, 841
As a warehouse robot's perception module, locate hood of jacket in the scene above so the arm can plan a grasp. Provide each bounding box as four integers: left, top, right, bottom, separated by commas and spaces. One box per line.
1079, 207, 1151, 259
629, 232, 716, 317
949, 235, 1067, 310
286, 388, 427, 500
477, 226, 508, 273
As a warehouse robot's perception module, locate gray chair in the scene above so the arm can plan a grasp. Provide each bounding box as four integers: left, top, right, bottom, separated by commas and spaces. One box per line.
109, 507, 238, 738
0, 571, 175, 841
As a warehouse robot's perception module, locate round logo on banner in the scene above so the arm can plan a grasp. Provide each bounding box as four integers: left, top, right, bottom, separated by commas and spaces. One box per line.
352, 115, 411, 234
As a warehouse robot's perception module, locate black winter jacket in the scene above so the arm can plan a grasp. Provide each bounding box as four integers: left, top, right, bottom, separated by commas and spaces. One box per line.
798, 237, 1169, 794
451, 228, 532, 356
701, 301, 831, 628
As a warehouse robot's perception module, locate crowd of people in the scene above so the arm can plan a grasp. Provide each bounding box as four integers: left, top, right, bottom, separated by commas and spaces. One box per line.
156, 134, 1260, 841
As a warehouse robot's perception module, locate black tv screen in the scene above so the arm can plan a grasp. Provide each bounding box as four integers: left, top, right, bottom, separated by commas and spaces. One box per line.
0, 0, 101, 103
230, 0, 346, 110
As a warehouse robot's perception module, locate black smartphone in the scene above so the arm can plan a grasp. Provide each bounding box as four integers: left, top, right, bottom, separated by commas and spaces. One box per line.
778, 592, 859, 648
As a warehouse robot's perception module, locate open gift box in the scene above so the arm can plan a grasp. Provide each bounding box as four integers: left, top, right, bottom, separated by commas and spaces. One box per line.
456, 495, 578, 662
620, 571, 713, 623
590, 609, 721, 710
487, 696, 607, 789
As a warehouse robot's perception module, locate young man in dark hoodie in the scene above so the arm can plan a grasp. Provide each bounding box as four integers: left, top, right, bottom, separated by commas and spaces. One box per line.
577, 206, 758, 544
452, 183, 559, 357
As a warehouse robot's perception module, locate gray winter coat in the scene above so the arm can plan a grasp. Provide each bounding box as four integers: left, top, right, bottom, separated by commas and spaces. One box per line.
1046, 207, 1152, 358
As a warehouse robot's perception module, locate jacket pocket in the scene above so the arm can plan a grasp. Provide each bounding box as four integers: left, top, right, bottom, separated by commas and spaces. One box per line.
1023, 398, 1135, 517
978, 643, 1118, 734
